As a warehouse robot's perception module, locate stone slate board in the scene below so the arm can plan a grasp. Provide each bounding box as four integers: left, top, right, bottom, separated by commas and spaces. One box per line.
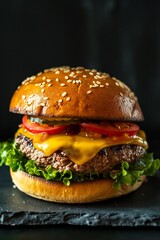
0, 166, 160, 227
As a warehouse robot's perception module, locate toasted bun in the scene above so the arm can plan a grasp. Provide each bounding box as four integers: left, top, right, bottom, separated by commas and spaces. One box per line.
10, 66, 143, 121
10, 169, 145, 203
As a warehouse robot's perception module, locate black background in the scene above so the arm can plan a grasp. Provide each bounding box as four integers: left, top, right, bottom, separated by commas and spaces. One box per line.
1, 0, 160, 151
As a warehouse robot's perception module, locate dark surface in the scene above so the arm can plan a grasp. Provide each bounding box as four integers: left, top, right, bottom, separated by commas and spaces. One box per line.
1, 226, 160, 240
1, 166, 160, 227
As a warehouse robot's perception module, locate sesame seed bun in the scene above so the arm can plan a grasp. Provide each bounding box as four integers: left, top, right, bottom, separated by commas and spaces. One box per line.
9, 66, 144, 121
10, 169, 145, 203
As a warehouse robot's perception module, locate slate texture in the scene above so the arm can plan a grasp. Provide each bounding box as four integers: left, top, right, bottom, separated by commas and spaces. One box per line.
0, 166, 160, 226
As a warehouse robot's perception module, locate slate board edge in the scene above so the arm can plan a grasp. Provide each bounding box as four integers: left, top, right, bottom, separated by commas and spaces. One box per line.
1, 211, 160, 227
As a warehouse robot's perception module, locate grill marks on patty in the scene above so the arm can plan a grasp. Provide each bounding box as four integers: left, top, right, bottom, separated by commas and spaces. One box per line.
15, 135, 145, 174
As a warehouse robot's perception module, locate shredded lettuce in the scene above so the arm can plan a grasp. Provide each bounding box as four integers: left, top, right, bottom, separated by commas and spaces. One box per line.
0, 141, 160, 187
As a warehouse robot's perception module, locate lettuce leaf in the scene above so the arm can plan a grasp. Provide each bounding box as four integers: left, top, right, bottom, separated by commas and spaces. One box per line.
0, 140, 160, 187
110, 153, 160, 189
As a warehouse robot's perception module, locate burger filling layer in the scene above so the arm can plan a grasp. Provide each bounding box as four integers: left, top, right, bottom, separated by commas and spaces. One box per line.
1, 116, 160, 187
16, 134, 145, 174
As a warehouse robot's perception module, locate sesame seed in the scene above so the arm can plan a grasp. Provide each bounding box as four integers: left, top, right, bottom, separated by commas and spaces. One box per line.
106, 83, 109, 86
58, 99, 63, 103
65, 76, 69, 79
48, 83, 52, 87
116, 80, 126, 89
67, 79, 72, 83
72, 80, 76, 84
89, 72, 94, 75
64, 70, 70, 73
55, 78, 59, 82
83, 75, 87, 78
41, 89, 45, 93
96, 81, 101, 85
100, 85, 104, 88
51, 68, 56, 72
120, 92, 123, 96
66, 97, 71, 101
76, 67, 84, 70
59, 66, 67, 70
96, 72, 101, 75
76, 70, 83, 74
93, 84, 99, 87
22, 78, 30, 85
60, 83, 66, 86
42, 82, 46, 85
115, 82, 119, 86
77, 80, 81, 84
43, 97, 48, 100
42, 76, 46, 80
62, 92, 67, 97
103, 73, 110, 77
46, 79, 51, 82
40, 103, 45, 106
30, 75, 36, 80
112, 77, 117, 81
24, 82, 29, 85
87, 90, 92, 94
69, 72, 75, 76
55, 71, 60, 74
22, 95, 26, 99
37, 72, 42, 76
96, 75, 103, 79
91, 69, 97, 73
129, 92, 135, 98
44, 69, 50, 73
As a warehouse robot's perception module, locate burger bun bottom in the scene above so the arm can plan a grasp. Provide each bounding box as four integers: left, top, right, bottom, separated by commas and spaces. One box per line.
10, 169, 145, 203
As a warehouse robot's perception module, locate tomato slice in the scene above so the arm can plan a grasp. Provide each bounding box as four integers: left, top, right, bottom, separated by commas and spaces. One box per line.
81, 122, 139, 136
22, 115, 67, 135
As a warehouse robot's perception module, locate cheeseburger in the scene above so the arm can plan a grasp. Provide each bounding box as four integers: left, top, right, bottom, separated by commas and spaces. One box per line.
0, 66, 160, 203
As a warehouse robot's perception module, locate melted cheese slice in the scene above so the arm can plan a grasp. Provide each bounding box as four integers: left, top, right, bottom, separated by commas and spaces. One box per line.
16, 128, 148, 165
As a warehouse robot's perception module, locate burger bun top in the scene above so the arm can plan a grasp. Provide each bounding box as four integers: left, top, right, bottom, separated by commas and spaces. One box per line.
10, 66, 144, 121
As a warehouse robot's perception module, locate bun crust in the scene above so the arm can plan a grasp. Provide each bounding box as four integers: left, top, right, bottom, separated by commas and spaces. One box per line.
10, 169, 145, 203
10, 66, 143, 121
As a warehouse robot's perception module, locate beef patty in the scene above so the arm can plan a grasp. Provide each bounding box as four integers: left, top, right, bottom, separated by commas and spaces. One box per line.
16, 134, 145, 174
